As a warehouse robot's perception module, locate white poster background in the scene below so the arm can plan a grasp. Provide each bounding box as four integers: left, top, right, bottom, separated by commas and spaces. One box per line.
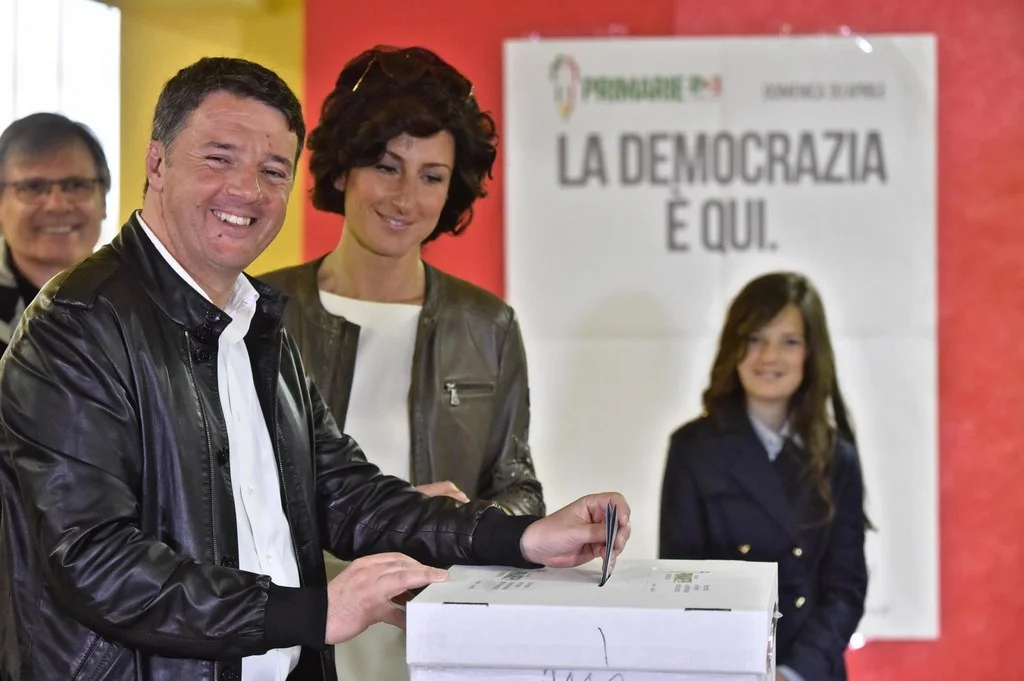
504, 35, 937, 640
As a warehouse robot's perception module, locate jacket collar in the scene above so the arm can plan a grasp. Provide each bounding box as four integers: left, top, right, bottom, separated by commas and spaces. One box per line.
281, 254, 444, 328
0, 236, 17, 291
110, 212, 287, 335
0, 236, 23, 346
711, 404, 803, 541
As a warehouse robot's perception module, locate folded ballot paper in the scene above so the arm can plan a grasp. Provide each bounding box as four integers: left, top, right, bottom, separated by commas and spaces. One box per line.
407, 559, 780, 681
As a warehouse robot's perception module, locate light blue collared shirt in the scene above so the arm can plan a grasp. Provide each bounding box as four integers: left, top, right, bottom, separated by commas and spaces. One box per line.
748, 412, 800, 462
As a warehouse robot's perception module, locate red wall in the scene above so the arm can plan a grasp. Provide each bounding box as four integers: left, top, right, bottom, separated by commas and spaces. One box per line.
305, 1, 1024, 678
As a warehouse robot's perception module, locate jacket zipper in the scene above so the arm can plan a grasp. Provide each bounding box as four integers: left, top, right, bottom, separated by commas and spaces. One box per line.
71, 633, 103, 680
185, 330, 220, 681
271, 372, 305, 587
269, 334, 325, 679
443, 381, 494, 406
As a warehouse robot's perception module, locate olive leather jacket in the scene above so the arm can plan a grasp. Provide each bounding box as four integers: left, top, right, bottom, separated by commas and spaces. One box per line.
260, 259, 545, 517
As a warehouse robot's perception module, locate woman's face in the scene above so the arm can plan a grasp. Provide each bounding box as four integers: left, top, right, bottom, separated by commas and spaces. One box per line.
338, 131, 455, 262
737, 304, 807, 410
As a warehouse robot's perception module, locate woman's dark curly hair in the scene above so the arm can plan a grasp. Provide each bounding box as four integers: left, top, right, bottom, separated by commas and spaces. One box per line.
308, 45, 498, 244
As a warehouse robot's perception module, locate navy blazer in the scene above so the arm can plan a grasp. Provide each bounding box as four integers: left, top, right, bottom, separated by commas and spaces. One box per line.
659, 411, 868, 681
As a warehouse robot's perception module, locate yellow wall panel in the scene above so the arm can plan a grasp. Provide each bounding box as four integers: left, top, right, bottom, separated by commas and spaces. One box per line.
106, 0, 305, 274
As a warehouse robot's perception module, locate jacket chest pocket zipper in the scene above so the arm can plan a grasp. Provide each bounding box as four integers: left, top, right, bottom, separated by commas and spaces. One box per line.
443, 381, 495, 406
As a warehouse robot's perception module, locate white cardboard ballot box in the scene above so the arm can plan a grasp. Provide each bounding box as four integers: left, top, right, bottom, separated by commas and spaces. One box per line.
407, 559, 779, 681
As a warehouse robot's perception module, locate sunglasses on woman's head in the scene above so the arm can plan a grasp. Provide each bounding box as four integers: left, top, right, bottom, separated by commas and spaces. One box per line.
350, 48, 475, 102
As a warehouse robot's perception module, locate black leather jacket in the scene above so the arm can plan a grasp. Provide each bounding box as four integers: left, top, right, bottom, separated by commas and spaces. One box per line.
260, 259, 544, 517
0, 216, 537, 681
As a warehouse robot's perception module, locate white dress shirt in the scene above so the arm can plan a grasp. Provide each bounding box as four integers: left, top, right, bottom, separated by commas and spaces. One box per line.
138, 213, 301, 680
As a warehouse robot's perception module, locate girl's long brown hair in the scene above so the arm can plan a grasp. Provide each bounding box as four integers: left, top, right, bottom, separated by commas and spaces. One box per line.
702, 272, 867, 527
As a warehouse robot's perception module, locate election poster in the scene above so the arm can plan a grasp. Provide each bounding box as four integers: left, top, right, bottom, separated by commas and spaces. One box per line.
504, 35, 937, 639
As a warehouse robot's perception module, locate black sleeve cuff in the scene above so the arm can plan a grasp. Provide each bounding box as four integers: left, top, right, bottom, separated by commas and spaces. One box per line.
472, 506, 543, 568
264, 584, 327, 650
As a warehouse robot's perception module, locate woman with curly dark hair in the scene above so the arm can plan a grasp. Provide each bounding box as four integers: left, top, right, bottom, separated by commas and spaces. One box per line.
659, 271, 870, 681
260, 45, 545, 680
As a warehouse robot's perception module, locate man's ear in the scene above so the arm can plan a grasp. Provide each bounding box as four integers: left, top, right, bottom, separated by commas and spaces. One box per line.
145, 141, 168, 193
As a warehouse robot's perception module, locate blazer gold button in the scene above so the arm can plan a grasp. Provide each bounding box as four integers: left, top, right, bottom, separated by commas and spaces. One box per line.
738, 544, 751, 554
792, 547, 803, 557
795, 596, 806, 608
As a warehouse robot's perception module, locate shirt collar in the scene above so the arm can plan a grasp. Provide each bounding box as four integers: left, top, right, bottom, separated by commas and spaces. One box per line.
748, 411, 797, 462
135, 210, 258, 342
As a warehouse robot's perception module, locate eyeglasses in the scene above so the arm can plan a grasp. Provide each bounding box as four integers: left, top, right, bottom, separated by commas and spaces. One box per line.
0, 177, 103, 204
351, 48, 475, 102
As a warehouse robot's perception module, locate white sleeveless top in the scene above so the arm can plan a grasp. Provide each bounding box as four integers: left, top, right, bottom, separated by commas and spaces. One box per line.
318, 291, 423, 681
318, 290, 421, 482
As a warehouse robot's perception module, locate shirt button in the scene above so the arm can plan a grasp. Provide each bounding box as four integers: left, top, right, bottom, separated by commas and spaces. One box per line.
738, 544, 751, 554
795, 596, 806, 608
247, 485, 254, 496
792, 547, 803, 557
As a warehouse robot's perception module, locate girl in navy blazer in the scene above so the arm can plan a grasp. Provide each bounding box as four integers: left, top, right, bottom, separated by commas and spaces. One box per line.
659, 272, 869, 681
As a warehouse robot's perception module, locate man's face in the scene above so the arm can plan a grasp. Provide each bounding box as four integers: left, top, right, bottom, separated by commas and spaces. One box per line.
145, 91, 297, 289
0, 140, 106, 280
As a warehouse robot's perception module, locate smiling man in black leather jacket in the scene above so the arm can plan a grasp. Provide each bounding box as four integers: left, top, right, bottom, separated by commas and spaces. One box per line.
0, 57, 631, 681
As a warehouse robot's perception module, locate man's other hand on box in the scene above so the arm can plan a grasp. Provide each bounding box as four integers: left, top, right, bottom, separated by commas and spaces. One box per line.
324, 552, 449, 644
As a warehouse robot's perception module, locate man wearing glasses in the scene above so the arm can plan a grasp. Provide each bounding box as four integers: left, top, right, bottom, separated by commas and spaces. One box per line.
0, 113, 109, 351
